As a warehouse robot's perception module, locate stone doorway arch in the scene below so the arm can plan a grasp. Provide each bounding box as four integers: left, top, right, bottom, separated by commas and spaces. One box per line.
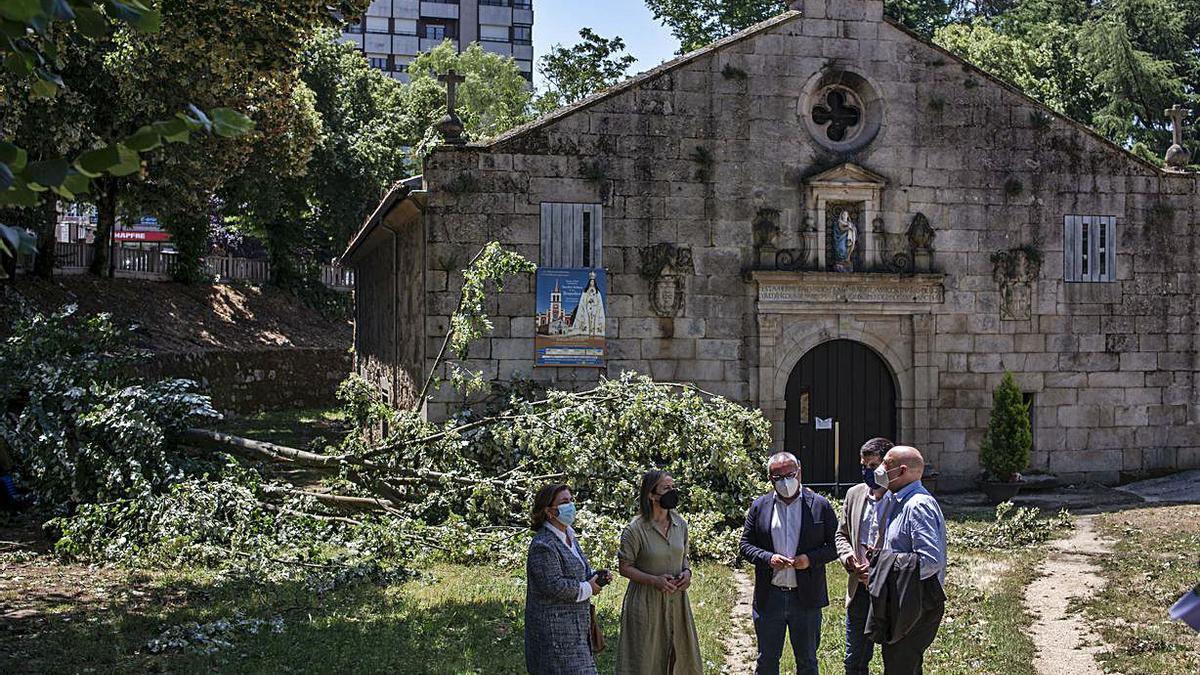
785, 339, 898, 491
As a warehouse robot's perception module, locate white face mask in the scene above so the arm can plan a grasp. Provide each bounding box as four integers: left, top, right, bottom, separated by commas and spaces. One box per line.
774, 477, 800, 499
874, 464, 896, 490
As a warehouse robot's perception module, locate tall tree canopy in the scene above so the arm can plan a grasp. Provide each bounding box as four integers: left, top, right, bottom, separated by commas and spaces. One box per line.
404, 41, 535, 159
535, 28, 638, 113
936, 0, 1198, 161
220, 30, 410, 288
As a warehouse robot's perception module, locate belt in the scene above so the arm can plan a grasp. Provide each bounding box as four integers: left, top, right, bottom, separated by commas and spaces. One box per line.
772, 584, 797, 591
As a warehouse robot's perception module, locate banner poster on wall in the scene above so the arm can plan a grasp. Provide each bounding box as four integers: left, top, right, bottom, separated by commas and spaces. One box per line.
534, 267, 607, 367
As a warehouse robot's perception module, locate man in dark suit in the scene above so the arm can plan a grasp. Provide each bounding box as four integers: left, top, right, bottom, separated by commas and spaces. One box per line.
740, 451, 839, 675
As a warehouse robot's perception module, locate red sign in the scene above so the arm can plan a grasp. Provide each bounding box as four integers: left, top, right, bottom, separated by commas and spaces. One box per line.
114, 230, 171, 242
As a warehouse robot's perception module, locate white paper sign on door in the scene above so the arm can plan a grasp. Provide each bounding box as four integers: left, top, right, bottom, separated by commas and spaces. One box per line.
815, 417, 833, 430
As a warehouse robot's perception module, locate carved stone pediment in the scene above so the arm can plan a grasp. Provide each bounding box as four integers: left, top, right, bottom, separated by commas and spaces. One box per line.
752, 271, 945, 311
804, 162, 888, 189
804, 164, 887, 273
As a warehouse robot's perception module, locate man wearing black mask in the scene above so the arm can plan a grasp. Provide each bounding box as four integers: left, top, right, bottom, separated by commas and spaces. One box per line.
835, 437, 895, 674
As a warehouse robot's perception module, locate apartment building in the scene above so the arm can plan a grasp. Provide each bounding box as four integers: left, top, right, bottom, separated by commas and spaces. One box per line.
342, 0, 535, 82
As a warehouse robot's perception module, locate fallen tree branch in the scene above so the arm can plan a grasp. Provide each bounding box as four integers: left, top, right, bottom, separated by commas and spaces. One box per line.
260, 486, 400, 513
182, 429, 343, 468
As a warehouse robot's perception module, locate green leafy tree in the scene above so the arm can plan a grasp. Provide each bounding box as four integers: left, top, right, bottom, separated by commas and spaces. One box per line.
936, 0, 1198, 162
535, 28, 638, 113
105, 0, 369, 282
0, 1, 254, 278
405, 41, 534, 160
299, 34, 410, 253
643, 0, 983, 51
221, 31, 410, 289
935, 20, 1102, 122
979, 371, 1032, 482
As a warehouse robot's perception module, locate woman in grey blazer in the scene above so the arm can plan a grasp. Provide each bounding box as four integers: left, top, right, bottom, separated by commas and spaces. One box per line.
525, 483, 609, 675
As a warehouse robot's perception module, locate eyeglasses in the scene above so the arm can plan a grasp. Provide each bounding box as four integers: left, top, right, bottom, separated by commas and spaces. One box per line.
768, 471, 799, 483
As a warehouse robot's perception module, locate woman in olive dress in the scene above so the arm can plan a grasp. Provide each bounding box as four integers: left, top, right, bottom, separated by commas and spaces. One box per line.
616, 470, 703, 674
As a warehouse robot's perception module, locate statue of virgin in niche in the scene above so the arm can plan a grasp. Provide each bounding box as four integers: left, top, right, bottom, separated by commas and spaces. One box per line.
833, 209, 857, 272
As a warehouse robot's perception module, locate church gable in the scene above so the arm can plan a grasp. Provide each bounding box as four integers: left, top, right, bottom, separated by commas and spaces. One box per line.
471, 0, 1171, 184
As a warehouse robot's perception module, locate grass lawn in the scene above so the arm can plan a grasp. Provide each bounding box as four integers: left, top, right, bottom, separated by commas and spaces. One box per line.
0, 508, 1058, 674
1083, 505, 1200, 674
0, 556, 735, 675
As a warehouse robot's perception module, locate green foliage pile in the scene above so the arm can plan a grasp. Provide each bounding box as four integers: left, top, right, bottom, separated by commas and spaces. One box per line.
346, 371, 772, 566
10, 245, 774, 580
0, 305, 219, 505
952, 501, 1073, 550
53, 461, 416, 589
979, 371, 1032, 482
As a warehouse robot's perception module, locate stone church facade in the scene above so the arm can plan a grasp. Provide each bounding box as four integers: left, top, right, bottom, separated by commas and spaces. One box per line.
343, 0, 1200, 490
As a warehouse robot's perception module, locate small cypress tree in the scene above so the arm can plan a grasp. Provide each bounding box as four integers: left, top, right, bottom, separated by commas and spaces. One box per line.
979, 371, 1032, 482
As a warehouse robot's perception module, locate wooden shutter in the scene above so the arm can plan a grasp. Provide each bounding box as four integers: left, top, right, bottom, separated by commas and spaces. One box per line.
1064, 215, 1117, 283
1063, 215, 1079, 282
1103, 216, 1117, 282
539, 203, 603, 268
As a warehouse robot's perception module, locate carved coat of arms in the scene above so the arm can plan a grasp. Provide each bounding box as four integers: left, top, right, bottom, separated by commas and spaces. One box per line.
992, 247, 1042, 321
639, 243, 694, 317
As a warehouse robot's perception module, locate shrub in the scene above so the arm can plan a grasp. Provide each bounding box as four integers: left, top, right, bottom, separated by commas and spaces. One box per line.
979, 371, 1031, 482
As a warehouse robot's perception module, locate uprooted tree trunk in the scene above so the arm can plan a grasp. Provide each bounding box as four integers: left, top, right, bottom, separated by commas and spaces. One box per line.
180, 426, 565, 517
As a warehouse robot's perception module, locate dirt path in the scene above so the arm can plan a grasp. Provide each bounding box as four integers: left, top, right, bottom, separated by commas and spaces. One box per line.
723, 568, 756, 674
1023, 515, 1111, 675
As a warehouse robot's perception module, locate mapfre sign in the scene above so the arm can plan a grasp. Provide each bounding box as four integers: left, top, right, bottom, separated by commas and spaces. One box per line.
113, 230, 170, 242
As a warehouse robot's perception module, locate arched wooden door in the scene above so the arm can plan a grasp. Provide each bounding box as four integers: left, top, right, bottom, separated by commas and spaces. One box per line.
785, 339, 897, 492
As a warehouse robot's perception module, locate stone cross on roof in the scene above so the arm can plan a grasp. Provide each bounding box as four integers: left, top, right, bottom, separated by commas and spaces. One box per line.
1164, 104, 1193, 169
436, 69, 467, 146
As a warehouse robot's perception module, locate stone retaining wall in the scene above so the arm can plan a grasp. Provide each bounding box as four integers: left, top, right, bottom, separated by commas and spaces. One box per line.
145, 349, 351, 414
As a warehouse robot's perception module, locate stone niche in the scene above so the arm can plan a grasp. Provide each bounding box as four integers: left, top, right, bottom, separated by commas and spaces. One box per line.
804, 163, 886, 272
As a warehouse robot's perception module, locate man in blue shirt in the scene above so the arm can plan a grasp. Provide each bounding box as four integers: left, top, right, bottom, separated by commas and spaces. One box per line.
875, 445, 947, 674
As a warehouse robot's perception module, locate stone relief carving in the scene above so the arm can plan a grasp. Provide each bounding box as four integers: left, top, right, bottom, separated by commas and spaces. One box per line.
991, 246, 1042, 321
752, 208, 781, 270
639, 243, 694, 317
759, 283, 944, 304
907, 213, 936, 273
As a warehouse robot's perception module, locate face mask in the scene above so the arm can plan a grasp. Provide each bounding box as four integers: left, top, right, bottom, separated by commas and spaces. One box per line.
658, 489, 680, 510
774, 477, 800, 499
863, 466, 880, 490
554, 502, 578, 527
874, 464, 898, 491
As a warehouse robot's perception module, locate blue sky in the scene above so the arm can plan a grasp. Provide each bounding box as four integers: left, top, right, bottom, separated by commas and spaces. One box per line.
532, 0, 680, 90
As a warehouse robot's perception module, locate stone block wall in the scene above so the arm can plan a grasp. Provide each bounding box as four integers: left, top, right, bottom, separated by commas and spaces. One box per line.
411, 2, 1199, 484
146, 349, 352, 414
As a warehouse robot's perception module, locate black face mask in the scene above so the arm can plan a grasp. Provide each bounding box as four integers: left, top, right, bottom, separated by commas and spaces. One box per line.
658, 489, 680, 510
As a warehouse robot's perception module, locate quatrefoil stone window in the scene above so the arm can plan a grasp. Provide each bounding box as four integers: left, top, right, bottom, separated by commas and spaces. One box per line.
811, 88, 863, 143
799, 70, 882, 153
